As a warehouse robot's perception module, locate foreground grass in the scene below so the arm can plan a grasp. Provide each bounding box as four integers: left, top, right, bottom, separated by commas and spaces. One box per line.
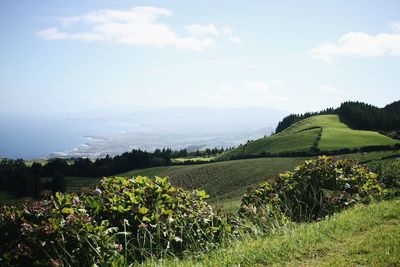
143, 199, 400, 267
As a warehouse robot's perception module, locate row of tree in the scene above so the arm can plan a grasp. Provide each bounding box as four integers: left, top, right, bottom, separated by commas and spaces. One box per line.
0, 159, 67, 197
0, 148, 173, 198
171, 147, 230, 158
338, 101, 400, 131
0, 146, 229, 198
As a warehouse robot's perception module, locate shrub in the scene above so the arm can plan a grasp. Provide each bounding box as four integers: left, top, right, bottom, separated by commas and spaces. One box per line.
239, 156, 384, 228
369, 160, 400, 190
379, 161, 400, 189
0, 176, 231, 266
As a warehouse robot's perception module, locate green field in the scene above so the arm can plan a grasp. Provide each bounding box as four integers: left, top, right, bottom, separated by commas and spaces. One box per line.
143, 198, 400, 267
311, 115, 399, 150
219, 115, 399, 159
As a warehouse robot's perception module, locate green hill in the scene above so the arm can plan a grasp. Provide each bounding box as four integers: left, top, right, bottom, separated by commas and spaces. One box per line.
219, 114, 399, 159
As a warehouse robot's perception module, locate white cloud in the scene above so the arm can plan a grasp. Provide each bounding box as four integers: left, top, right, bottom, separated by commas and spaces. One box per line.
37, 27, 68, 40
221, 26, 242, 44
185, 24, 219, 36
222, 27, 233, 35
310, 23, 400, 61
37, 6, 238, 51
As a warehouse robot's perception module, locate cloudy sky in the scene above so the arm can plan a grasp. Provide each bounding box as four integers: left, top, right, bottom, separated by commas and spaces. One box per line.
1, 0, 400, 115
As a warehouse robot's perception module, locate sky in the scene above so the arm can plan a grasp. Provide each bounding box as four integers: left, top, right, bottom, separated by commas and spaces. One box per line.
1, 0, 400, 115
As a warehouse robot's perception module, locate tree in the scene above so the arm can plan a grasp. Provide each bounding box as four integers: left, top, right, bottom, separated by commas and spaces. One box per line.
51, 172, 67, 193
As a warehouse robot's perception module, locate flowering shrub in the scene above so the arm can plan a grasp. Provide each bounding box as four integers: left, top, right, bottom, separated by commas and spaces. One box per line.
0, 176, 231, 266
239, 156, 384, 227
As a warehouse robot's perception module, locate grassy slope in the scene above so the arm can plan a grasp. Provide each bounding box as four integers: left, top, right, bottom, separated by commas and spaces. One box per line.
219, 115, 399, 159
315, 115, 399, 150
143, 199, 400, 267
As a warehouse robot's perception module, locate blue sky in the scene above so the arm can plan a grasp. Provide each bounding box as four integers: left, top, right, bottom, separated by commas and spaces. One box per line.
1, 0, 400, 115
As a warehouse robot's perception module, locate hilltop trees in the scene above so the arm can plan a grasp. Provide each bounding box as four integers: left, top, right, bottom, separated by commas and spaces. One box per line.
338, 101, 400, 131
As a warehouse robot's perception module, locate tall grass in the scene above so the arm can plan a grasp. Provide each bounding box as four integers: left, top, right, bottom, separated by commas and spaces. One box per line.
141, 198, 400, 266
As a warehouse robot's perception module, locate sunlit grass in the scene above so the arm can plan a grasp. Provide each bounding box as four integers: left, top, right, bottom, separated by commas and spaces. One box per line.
141, 199, 400, 267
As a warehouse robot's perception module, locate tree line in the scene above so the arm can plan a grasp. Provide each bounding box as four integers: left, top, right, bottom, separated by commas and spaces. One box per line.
338, 101, 400, 131
172, 147, 229, 158
0, 146, 229, 199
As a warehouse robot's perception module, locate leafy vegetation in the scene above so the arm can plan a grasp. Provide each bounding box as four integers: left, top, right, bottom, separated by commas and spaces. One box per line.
368, 160, 400, 190
240, 156, 384, 231
0, 176, 232, 266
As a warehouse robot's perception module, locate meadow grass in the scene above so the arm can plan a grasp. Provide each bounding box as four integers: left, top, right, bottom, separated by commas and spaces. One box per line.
316, 115, 398, 150
142, 198, 400, 267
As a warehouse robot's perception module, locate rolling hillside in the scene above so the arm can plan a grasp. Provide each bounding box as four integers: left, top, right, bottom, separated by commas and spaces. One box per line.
219, 114, 399, 159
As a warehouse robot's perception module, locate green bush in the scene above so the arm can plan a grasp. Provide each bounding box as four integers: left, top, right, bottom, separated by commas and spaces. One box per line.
0, 176, 231, 266
239, 156, 384, 228
379, 161, 400, 189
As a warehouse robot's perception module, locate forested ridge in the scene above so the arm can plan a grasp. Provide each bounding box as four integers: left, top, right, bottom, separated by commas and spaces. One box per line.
275, 100, 400, 134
